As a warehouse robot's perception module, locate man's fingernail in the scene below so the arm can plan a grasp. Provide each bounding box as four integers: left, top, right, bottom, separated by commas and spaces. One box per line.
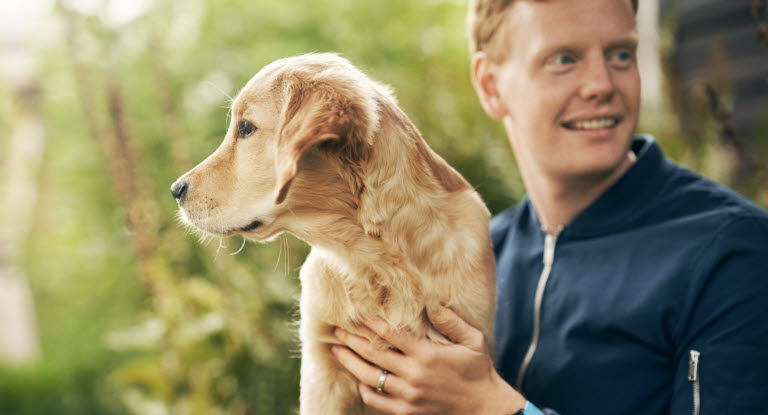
334, 327, 346, 339
434, 306, 455, 325
429, 305, 445, 318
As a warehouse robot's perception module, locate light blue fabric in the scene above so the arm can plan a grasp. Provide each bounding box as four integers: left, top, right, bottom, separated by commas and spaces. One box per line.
524, 401, 544, 415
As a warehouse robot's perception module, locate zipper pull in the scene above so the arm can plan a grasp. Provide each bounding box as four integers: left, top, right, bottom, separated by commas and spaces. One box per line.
542, 225, 563, 266
543, 233, 556, 266
688, 350, 700, 381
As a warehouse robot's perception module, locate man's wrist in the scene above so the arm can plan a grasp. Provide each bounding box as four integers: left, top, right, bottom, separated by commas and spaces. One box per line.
511, 401, 544, 415
491, 372, 526, 415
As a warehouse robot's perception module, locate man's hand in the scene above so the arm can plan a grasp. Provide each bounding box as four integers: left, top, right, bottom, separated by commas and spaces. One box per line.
331, 306, 526, 415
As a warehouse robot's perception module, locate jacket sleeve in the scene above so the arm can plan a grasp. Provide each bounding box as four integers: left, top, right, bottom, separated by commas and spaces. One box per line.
669, 216, 768, 414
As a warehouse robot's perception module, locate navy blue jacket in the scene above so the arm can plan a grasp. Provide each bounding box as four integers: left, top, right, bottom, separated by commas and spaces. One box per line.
491, 136, 768, 414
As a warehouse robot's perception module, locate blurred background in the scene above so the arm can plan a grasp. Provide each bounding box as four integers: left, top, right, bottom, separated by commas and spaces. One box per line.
0, 0, 766, 414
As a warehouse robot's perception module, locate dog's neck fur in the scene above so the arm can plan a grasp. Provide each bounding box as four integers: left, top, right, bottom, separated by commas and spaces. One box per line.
287, 98, 469, 256
282, 95, 484, 325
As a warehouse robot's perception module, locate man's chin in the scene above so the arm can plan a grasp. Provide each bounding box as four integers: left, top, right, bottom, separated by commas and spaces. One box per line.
558, 150, 636, 184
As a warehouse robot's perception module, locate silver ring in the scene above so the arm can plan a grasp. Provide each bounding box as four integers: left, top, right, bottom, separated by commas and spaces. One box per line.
376, 370, 389, 394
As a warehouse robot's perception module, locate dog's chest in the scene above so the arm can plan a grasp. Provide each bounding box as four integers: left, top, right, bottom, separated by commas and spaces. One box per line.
300, 249, 427, 332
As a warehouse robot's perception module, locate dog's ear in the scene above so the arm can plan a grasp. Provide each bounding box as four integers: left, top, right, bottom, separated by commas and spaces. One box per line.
274, 75, 375, 204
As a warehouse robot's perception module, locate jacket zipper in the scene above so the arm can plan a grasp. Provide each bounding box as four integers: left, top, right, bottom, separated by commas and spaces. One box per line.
689, 350, 700, 415
515, 226, 562, 390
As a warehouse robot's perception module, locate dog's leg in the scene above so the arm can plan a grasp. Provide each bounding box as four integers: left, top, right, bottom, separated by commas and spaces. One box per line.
300, 334, 366, 414
298, 253, 364, 415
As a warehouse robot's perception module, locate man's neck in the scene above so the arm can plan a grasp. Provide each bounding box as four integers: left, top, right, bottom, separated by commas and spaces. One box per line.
525, 152, 636, 234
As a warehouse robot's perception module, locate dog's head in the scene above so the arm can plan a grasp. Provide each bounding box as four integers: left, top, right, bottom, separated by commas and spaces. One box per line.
172, 53, 381, 240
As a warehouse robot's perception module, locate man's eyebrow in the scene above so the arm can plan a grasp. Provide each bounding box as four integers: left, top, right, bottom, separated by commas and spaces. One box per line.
534, 35, 639, 58
605, 35, 639, 51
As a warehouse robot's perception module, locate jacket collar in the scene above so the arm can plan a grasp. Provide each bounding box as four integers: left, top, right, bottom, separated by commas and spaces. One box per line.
526, 135, 671, 240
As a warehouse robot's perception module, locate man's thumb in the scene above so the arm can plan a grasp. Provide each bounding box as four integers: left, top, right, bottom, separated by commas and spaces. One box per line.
427, 306, 481, 348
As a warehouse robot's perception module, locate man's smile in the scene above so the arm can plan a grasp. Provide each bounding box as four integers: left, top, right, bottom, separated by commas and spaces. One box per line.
562, 115, 623, 130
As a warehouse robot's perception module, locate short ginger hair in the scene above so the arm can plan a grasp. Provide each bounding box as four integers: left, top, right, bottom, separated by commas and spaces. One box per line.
467, 0, 639, 62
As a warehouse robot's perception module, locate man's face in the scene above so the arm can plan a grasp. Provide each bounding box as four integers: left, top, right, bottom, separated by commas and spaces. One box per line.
481, 0, 640, 183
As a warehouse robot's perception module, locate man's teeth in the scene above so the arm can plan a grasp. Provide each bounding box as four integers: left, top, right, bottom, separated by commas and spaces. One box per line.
567, 117, 618, 130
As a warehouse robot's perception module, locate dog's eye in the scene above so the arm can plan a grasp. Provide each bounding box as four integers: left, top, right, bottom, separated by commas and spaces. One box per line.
237, 120, 257, 138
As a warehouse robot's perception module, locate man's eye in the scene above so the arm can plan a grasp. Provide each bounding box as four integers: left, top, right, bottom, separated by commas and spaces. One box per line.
237, 120, 257, 138
552, 53, 576, 66
609, 48, 635, 68
545, 53, 578, 73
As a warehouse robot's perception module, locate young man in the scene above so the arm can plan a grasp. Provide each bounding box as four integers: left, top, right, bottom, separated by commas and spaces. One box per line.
332, 0, 768, 413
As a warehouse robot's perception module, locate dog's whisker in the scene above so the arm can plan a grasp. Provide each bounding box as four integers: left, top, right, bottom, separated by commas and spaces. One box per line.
197, 203, 210, 244
273, 235, 284, 273
174, 210, 191, 236
215, 237, 227, 260
204, 80, 234, 102
285, 236, 292, 276
285, 235, 291, 276
211, 205, 222, 234
231, 235, 247, 256
282, 235, 288, 276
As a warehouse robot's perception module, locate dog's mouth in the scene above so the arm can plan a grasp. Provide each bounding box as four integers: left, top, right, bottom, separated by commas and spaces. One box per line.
240, 220, 263, 232
223, 219, 263, 236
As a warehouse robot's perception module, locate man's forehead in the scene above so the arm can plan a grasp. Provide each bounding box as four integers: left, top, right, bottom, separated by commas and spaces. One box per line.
507, 0, 634, 13
504, 0, 637, 54
505, 0, 635, 27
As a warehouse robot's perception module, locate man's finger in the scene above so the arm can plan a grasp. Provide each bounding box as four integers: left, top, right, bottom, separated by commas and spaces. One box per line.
331, 345, 411, 398
358, 382, 413, 414
363, 317, 422, 356
334, 328, 409, 375
427, 306, 483, 349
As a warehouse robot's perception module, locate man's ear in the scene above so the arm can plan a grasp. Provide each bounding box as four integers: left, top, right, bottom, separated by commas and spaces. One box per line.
471, 52, 507, 120
274, 76, 374, 204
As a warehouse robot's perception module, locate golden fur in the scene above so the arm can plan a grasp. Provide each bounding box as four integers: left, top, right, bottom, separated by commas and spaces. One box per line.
174, 53, 495, 415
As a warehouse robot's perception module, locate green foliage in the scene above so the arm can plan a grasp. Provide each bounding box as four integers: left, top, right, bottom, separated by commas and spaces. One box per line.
0, 362, 118, 415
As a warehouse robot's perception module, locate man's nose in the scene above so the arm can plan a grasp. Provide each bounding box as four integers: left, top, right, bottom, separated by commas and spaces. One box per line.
171, 180, 188, 202
580, 58, 616, 103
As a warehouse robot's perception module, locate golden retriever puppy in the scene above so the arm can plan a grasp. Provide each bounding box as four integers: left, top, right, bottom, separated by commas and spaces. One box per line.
171, 53, 495, 415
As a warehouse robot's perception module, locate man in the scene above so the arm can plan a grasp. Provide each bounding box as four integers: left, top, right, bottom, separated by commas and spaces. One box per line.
332, 0, 768, 413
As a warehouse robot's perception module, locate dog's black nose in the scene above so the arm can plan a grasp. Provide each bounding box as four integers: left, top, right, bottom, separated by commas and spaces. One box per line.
171, 180, 188, 201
